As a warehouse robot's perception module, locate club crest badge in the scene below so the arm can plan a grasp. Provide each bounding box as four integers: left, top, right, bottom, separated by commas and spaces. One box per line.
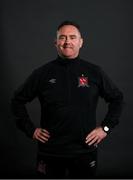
78, 74, 89, 87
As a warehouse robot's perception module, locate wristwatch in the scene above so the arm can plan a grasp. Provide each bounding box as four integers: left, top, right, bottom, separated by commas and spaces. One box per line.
102, 126, 110, 133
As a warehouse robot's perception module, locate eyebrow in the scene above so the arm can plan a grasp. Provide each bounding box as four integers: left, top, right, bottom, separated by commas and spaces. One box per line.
58, 35, 78, 38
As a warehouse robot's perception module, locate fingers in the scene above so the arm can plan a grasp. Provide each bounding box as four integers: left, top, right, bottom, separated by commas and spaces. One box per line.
38, 129, 50, 143
85, 127, 107, 146
33, 128, 50, 143
41, 129, 50, 134
85, 132, 99, 146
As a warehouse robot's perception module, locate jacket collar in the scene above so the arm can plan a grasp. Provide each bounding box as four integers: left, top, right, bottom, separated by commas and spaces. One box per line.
56, 55, 80, 65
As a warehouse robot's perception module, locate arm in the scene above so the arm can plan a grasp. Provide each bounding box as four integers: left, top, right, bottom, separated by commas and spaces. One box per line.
86, 67, 124, 146
99, 67, 124, 130
11, 70, 41, 138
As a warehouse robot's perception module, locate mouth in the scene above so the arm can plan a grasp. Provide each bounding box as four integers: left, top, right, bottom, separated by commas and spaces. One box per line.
63, 46, 72, 49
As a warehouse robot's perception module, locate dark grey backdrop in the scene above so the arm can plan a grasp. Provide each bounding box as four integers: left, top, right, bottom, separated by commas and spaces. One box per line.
1, 0, 133, 178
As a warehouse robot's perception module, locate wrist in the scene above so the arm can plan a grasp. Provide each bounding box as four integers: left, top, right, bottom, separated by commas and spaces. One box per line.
101, 125, 110, 134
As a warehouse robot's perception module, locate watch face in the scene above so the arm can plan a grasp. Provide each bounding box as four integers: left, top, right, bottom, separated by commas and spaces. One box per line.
104, 126, 109, 132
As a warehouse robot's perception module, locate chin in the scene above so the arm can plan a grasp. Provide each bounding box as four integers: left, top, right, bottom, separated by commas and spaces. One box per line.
62, 54, 73, 58
63, 52, 75, 58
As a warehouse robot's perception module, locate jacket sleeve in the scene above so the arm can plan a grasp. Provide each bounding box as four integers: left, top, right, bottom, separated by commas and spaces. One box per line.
98, 67, 124, 130
11, 69, 41, 138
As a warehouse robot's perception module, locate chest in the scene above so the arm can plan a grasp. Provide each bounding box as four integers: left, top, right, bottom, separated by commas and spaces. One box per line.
40, 66, 100, 105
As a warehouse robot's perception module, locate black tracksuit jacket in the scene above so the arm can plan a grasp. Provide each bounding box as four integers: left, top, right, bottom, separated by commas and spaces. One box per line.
11, 56, 124, 158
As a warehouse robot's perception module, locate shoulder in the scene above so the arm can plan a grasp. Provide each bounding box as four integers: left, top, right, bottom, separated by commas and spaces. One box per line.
79, 58, 102, 73
31, 59, 57, 76
35, 59, 57, 71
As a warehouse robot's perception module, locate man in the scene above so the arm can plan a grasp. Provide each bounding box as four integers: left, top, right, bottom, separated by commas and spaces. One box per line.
11, 21, 124, 178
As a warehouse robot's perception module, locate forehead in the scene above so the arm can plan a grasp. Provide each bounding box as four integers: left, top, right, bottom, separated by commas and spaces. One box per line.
57, 25, 81, 35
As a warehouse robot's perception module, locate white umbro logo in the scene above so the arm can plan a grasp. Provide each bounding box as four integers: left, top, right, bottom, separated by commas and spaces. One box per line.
49, 78, 56, 84
89, 161, 96, 167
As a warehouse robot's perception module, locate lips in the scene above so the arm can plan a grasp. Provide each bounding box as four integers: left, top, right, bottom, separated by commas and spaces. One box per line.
63, 46, 72, 49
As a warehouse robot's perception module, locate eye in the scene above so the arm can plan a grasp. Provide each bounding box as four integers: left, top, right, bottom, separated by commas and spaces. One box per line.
70, 35, 77, 39
59, 35, 66, 40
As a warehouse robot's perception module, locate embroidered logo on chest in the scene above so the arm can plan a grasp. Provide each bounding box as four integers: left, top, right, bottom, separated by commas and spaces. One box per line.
49, 78, 56, 84
78, 74, 89, 87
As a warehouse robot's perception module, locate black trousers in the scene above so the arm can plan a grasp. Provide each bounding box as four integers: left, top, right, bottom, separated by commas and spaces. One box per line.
36, 150, 97, 179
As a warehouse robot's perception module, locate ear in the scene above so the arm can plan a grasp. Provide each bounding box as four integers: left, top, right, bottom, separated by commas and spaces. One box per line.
54, 39, 57, 47
80, 38, 83, 48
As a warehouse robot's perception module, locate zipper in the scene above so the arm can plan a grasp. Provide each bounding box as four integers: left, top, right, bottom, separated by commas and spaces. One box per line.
66, 65, 71, 105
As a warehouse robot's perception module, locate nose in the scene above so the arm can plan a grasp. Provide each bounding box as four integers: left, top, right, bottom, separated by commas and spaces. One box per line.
65, 37, 70, 43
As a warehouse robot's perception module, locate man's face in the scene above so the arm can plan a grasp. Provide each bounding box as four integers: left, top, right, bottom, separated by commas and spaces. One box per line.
55, 25, 83, 59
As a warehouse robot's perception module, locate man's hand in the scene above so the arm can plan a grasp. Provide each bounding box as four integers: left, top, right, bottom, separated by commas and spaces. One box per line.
33, 128, 50, 143
85, 126, 107, 146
